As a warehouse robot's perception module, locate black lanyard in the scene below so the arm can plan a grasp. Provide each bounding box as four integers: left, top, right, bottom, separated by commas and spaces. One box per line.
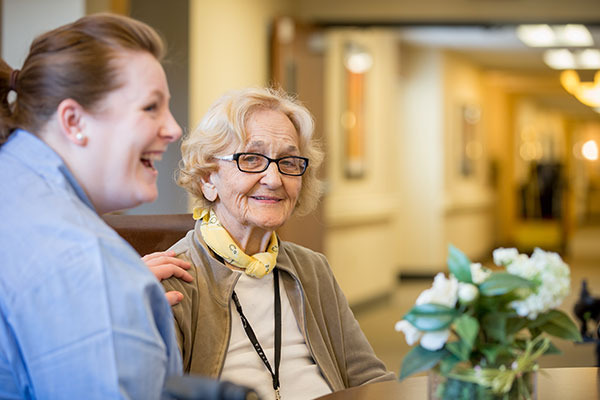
232, 268, 281, 400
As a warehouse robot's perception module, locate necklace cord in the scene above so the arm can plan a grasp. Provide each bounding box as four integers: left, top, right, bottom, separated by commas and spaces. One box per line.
232, 268, 282, 394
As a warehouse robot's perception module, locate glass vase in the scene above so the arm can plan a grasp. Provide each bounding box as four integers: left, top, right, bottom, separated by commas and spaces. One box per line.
427, 369, 537, 400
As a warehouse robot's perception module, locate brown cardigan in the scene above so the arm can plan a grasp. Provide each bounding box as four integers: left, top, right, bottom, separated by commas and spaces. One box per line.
161, 221, 395, 392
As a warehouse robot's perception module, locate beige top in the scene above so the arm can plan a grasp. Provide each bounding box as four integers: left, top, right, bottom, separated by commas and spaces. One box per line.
221, 271, 332, 400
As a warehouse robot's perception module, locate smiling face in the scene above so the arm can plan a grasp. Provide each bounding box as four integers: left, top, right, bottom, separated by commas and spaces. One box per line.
205, 108, 303, 245
79, 51, 181, 213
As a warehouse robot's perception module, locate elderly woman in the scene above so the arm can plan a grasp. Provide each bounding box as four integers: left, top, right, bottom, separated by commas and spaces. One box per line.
162, 87, 394, 400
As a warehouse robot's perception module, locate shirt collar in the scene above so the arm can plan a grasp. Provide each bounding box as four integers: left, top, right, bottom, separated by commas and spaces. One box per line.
4, 129, 96, 211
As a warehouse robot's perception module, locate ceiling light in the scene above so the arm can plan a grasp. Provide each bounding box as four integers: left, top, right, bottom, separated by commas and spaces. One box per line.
544, 49, 576, 69
544, 49, 600, 70
578, 49, 600, 69
555, 24, 594, 47
517, 25, 555, 47
517, 24, 594, 47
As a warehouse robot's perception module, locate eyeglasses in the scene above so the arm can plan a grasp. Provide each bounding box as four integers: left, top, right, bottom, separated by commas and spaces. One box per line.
216, 152, 309, 176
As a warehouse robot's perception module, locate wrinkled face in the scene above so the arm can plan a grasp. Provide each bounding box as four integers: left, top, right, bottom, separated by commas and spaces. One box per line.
205, 109, 303, 242
81, 51, 181, 213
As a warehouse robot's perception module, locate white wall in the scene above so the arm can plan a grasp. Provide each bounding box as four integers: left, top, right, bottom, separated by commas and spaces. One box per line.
393, 44, 495, 273
441, 51, 494, 260
395, 43, 446, 271
323, 29, 400, 303
189, 0, 291, 131
2, 0, 85, 67
483, 73, 513, 244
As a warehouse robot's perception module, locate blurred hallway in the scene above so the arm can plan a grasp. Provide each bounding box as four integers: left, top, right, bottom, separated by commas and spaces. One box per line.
354, 224, 600, 376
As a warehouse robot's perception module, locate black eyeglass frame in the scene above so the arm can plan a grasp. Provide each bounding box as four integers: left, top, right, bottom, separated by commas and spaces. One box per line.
217, 152, 309, 176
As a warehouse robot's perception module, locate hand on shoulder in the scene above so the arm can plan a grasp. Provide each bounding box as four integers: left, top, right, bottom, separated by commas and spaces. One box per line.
142, 250, 193, 305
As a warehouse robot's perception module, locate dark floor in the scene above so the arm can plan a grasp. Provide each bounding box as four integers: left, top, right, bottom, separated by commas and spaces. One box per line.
353, 224, 600, 377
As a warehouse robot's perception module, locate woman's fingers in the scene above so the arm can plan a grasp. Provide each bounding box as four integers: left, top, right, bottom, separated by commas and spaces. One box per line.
142, 253, 192, 269
149, 264, 194, 282
141, 252, 191, 306
164, 290, 184, 306
142, 250, 175, 261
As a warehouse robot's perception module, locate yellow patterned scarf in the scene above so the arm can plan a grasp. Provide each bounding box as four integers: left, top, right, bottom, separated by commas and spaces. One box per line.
193, 207, 279, 278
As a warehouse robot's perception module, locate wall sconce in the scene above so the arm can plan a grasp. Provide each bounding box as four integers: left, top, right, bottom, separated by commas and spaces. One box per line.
581, 139, 599, 161
344, 46, 373, 74
341, 43, 372, 179
560, 70, 600, 107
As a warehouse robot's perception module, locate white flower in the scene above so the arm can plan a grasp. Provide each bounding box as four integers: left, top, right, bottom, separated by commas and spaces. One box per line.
416, 273, 458, 308
458, 282, 479, 304
395, 273, 458, 351
420, 329, 450, 351
493, 247, 519, 266
506, 248, 571, 319
470, 263, 492, 284
395, 320, 422, 345
395, 320, 450, 351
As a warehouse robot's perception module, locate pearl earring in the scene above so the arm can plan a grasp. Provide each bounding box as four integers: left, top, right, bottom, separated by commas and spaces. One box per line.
75, 132, 86, 142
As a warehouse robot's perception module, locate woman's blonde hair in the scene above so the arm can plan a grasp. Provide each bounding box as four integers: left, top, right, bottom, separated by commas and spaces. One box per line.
177, 87, 324, 216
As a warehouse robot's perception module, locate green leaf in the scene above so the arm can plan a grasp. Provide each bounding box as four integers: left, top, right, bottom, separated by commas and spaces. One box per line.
544, 340, 562, 355
404, 303, 459, 332
513, 338, 528, 350
506, 317, 528, 336
448, 244, 472, 283
480, 343, 516, 365
439, 353, 461, 375
446, 340, 471, 361
536, 310, 583, 342
479, 273, 535, 296
399, 345, 448, 380
480, 343, 503, 364
527, 310, 557, 328
529, 327, 542, 338
477, 295, 504, 312
454, 315, 479, 349
482, 312, 507, 343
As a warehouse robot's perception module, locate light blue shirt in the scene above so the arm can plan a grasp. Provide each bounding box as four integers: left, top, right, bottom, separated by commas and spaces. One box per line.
0, 130, 182, 399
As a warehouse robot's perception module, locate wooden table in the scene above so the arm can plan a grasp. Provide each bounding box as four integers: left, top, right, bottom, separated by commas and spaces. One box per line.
316, 368, 600, 399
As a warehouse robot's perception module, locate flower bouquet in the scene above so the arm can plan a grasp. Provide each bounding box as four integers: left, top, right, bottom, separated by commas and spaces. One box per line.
395, 245, 582, 400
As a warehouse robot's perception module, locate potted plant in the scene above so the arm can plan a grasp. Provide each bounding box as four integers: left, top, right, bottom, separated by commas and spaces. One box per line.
396, 245, 582, 399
